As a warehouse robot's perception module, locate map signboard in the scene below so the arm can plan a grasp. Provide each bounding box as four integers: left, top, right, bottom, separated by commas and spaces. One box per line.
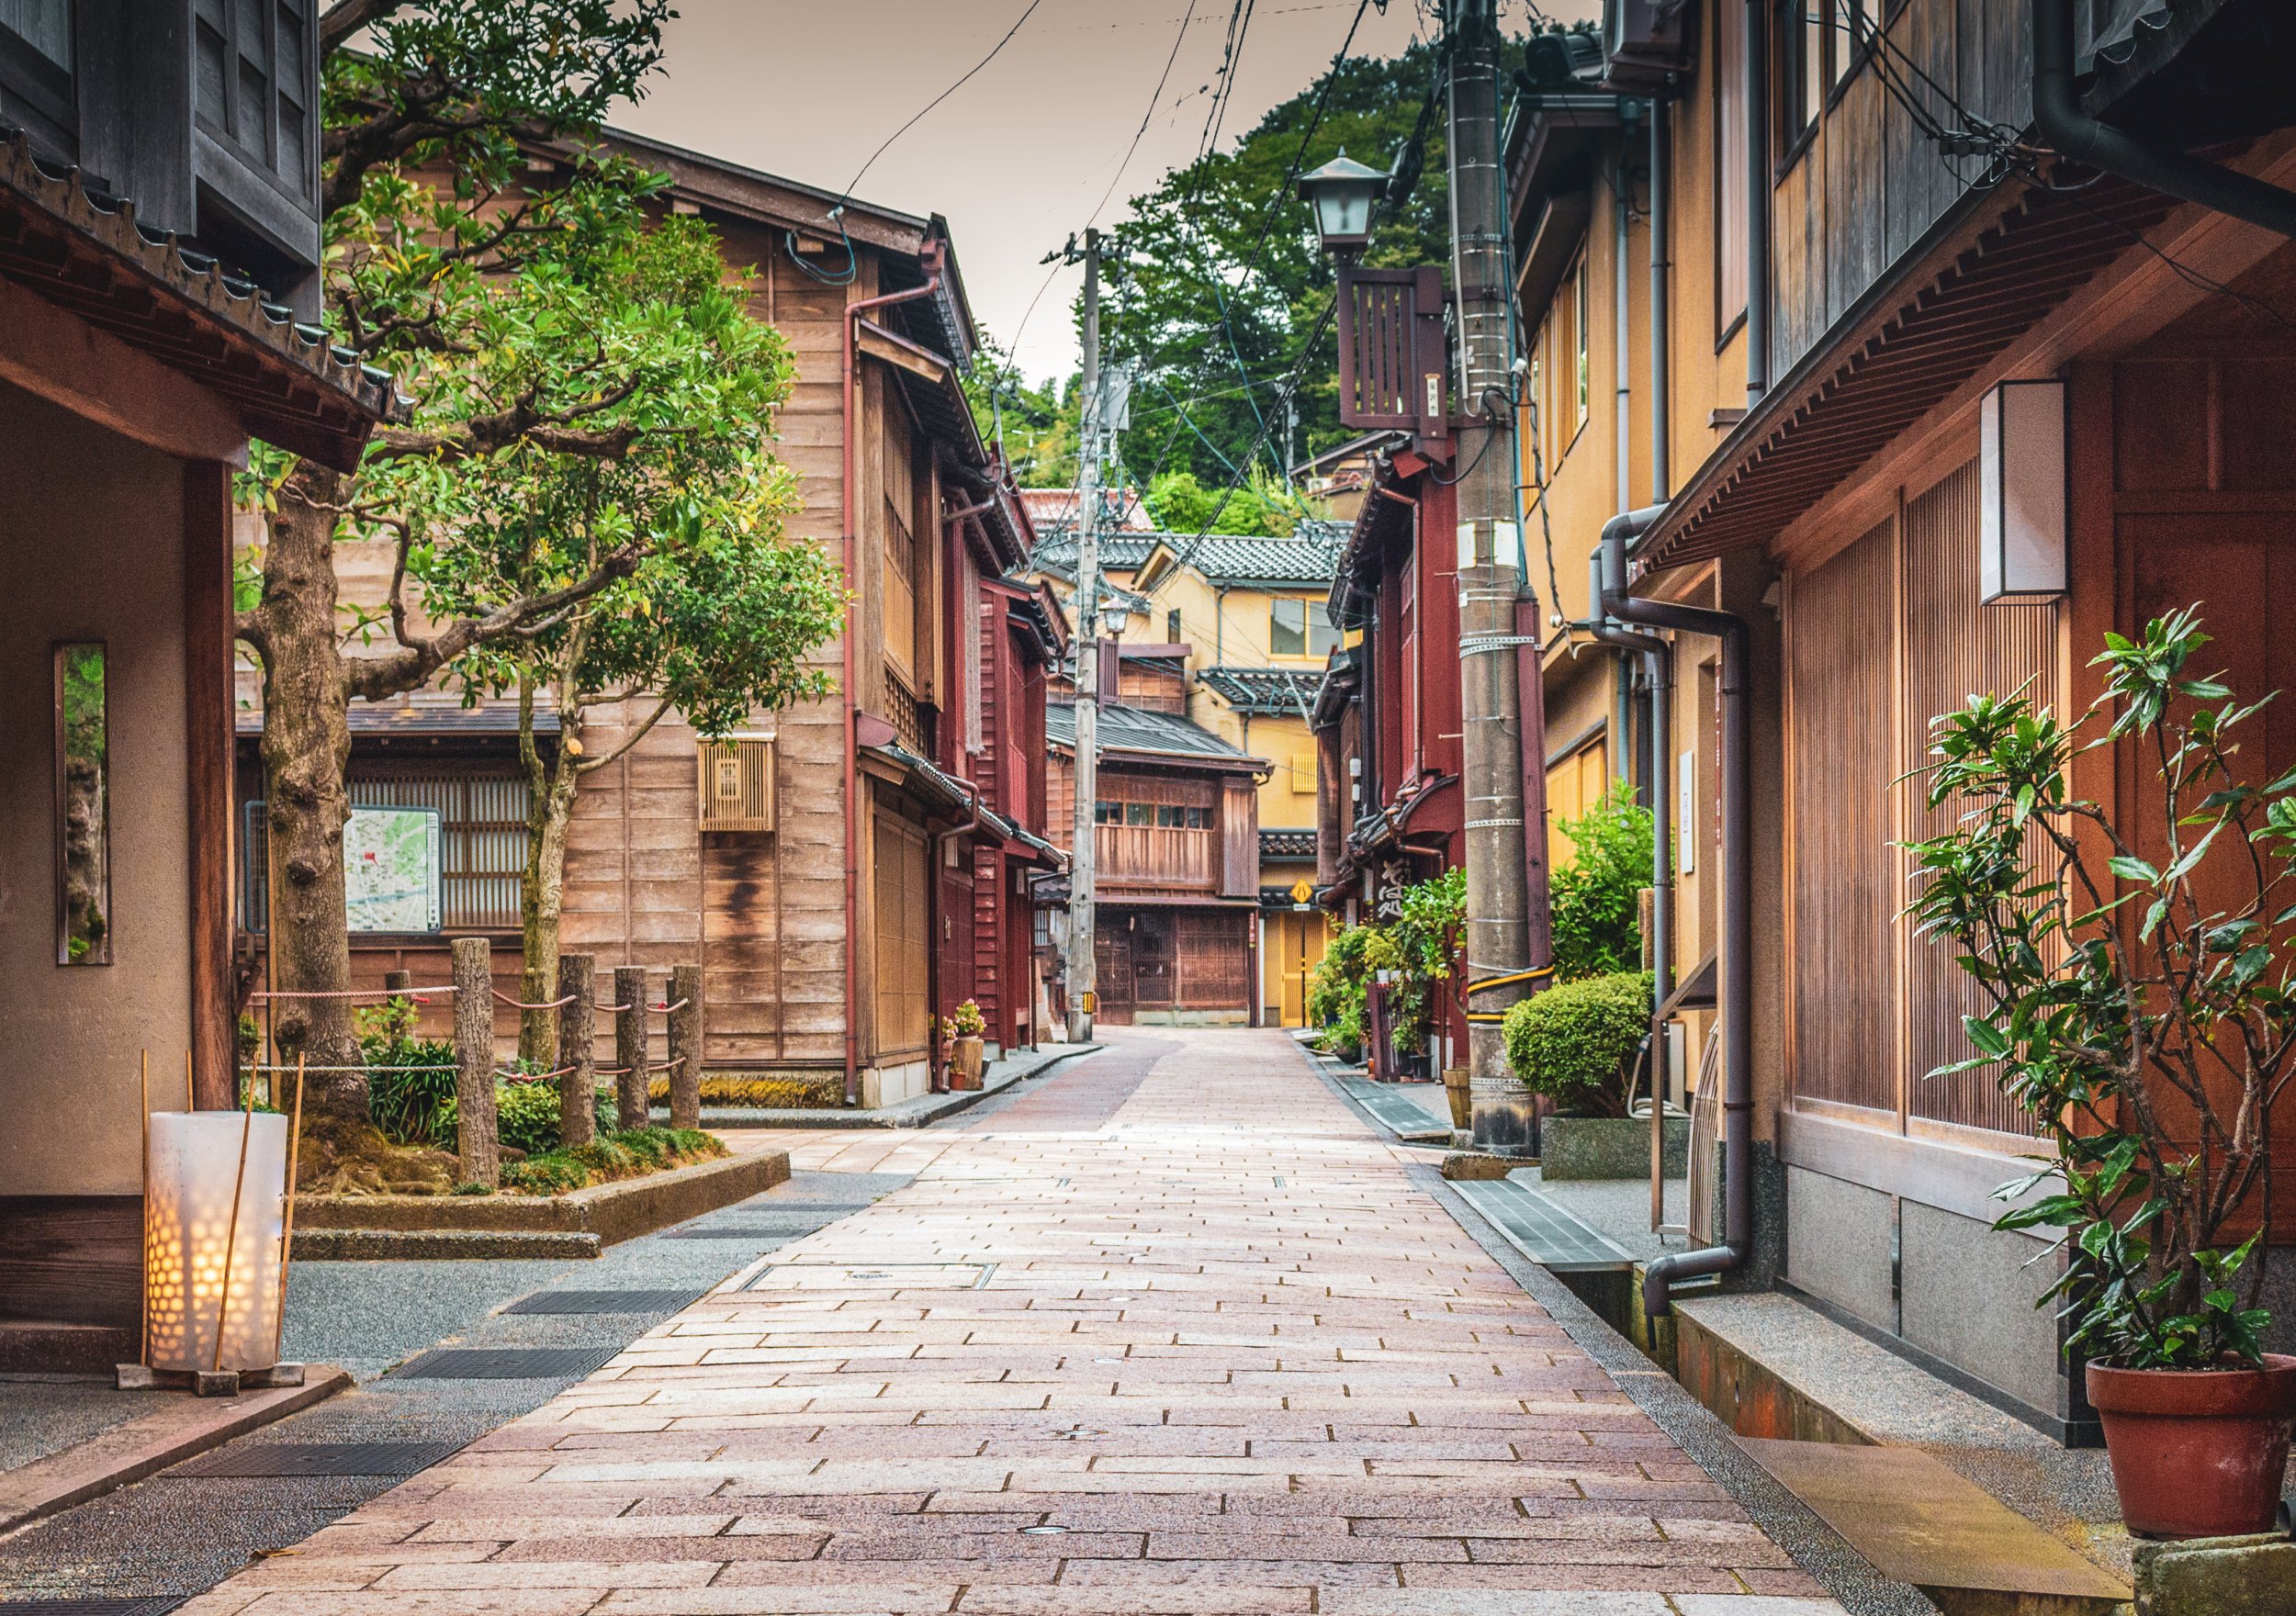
343, 806, 443, 933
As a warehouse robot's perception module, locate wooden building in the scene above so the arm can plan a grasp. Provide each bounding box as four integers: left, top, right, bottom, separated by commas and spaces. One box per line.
1392, 0, 2296, 1440
1045, 701, 1267, 1025
234, 132, 1063, 1107
0, 0, 394, 1370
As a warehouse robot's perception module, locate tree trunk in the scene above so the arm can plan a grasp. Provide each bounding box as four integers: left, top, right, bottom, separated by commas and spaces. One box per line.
253, 466, 365, 1125
518, 718, 580, 1064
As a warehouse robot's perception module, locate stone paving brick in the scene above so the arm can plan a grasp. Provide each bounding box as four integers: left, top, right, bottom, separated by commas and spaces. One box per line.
172, 1029, 1843, 1615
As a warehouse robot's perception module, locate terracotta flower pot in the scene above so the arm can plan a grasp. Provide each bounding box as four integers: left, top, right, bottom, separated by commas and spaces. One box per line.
1442, 1066, 1472, 1130
951, 1036, 985, 1090
2086, 1352, 2296, 1539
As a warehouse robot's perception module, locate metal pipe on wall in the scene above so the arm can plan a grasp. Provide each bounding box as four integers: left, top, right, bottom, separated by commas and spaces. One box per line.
1600, 507, 1750, 1316
1744, 0, 1769, 402
1649, 95, 1670, 504
1611, 116, 1636, 791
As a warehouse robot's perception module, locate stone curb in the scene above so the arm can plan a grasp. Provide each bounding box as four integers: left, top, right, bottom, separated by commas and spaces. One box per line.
670, 1044, 1104, 1130
291, 1227, 601, 1260
291, 1147, 790, 1256
0, 1364, 351, 1538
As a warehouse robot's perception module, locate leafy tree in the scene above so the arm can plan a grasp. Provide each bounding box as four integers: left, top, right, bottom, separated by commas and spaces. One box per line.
1550, 791, 1655, 982
236, 1, 743, 1130
963, 336, 1079, 488
415, 218, 844, 1073
1907, 610, 2287, 1368
1097, 43, 1449, 489
1142, 468, 1300, 538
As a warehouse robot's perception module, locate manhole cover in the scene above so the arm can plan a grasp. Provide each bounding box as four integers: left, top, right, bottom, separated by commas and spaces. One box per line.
174, 1442, 465, 1478
501, 1289, 705, 1315
741, 1262, 993, 1291
0, 1602, 186, 1615
389, 1347, 618, 1380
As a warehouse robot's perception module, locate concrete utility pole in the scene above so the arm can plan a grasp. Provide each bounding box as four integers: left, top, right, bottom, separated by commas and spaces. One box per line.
1446, 0, 1546, 1152
1064, 229, 1104, 1044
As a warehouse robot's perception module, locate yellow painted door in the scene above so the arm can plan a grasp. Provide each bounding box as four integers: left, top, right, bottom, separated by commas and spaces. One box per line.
1272, 910, 1332, 1027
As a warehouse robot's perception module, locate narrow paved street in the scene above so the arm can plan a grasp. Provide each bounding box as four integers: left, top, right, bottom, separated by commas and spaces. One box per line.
178, 1031, 1839, 1616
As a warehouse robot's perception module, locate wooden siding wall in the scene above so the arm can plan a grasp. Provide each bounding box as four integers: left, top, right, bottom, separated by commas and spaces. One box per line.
1765, 0, 2034, 389
562, 223, 853, 1070
1788, 515, 1897, 1115
1786, 457, 2058, 1137
1899, 459, 2055, 1136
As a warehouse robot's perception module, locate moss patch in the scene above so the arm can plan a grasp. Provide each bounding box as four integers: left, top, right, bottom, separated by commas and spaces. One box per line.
500, 1126, 727, 1195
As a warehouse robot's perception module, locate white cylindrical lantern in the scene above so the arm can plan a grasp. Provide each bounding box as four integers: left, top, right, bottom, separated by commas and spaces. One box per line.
144, 1111, 288, 1374
1979, 379, 2069, 604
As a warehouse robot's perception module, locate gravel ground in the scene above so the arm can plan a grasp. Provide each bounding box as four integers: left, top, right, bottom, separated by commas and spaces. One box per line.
0, 1169, 909, 1604
0, 1376, 148, 1474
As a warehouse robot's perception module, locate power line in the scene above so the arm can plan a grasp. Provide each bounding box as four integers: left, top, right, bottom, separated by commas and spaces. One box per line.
1088, 0, 1205, 228
841, 0, 1049, 202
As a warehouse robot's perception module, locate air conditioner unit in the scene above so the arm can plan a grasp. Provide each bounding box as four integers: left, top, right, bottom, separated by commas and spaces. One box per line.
698, 734, 777, 832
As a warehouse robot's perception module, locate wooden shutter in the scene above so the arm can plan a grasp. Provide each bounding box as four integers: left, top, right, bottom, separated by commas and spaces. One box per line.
697, 735, 777, 833
1218, 778, 1257, 898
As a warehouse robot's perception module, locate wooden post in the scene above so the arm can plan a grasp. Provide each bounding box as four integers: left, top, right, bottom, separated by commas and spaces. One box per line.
450, 937, 498, 1189
613, 965, 647, 1132
667, 962, 703, 1131
184, 461, 235, 1113
558, 953, 597, 1150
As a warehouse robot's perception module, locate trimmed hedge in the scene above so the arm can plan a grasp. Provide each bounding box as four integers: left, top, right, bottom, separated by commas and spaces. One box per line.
1502, 971, 1652, 1118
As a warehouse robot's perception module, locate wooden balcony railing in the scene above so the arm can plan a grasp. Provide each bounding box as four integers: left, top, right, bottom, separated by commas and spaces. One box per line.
1096, 824, 1215, 890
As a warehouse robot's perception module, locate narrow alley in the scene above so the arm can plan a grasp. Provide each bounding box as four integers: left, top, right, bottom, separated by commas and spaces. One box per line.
164, 1033, 1843, 1616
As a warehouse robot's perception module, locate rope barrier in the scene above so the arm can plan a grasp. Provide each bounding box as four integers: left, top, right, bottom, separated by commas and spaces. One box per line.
595, 1065, 633, 1077
492, 990, 577, 1011
241, 1062, 457, 1073
248, 986, 455, 1003
596, 1002, 635, 1015
647, 1055, 687, 1072
495, 1065, 577, 1082
649, 998, 691, 1014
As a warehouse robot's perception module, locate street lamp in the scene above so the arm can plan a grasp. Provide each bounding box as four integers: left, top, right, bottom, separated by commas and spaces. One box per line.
1298, 151, 1389, 260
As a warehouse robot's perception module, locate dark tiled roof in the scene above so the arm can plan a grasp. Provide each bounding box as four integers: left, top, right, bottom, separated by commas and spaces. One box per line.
1198, 666, 1322, 717
1260, 829, 1318, 859
1046, 701, 1257, 765
1145, 530, 1345, 587
1027, 531, 1163, 577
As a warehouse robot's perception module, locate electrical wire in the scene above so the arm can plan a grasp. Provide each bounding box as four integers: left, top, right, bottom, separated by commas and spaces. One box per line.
1088, 0, 1204, 228
840, 0, 1050, 203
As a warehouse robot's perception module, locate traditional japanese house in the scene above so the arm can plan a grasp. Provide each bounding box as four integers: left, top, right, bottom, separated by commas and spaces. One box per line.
1046, 701, 1267, 1025
1503, 0, 2296, 1440
233, 132, 1058, 1108
0, 0, 395, 1369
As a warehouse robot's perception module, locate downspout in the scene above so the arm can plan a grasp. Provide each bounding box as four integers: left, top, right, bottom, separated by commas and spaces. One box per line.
841, 264, 945, 1105
1612, 114, 1636, 791
1599, 506, 1751, 1317
1649, 95, 1670, 505
1744, 0, 1770, 402
2032, 0, 2296, 240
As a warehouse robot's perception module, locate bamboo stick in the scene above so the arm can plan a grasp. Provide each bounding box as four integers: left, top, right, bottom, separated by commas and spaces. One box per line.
138, 1050, 149, 1366
213, 1068, 254, 1374
273, 1056, 305, 1361
186, 1049, 195, 1112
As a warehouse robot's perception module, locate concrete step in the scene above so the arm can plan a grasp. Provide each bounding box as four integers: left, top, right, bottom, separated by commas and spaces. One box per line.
1739, 1437, 2130, 1616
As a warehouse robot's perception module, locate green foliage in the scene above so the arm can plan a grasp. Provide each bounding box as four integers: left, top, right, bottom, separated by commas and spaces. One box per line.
494, 1078, 613, 1157
1142, 468, 1300, 538
356, 995, 459, 1148
1306, 922, 1396, 1060
945, 1000, 986, 1039
1502, 972, 1653, 1118
964, 336, 1078, 488
1550, 791, 1654, 982
1386, 870, 1468, 1057
1906, 606, 2288, 1369
1096, 43, 1452, 486
501, 1126, 724, 1195
647, 1072, 840, 1108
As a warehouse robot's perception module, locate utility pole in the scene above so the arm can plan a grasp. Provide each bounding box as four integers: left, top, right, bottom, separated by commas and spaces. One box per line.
1063, 229, 1103, 1044
1446, 0, 1545, 1152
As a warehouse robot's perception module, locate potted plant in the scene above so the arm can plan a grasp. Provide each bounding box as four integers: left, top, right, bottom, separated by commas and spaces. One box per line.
945, 1000, 987, 1090
1908, 608, 2296, 1539
1391, 870, 1471, 1124
1502, 971, 1676, 1178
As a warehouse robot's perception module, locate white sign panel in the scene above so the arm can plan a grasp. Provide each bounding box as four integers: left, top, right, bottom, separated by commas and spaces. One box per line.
343, 806, 443, 933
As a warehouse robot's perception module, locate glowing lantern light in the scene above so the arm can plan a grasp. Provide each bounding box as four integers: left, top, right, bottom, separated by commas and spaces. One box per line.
142, 1111, 288, 1374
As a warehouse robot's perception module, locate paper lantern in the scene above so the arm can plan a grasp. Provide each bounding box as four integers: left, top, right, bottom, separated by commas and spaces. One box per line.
143, 1111, 287, 1374
1979, 379, 2069, 603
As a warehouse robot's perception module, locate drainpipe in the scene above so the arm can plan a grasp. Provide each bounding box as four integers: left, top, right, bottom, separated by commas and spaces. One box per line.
1612, 113, 1636, 791
1744, 0, 1769, 402
1599, 506, 1751, 1317
2032, 0, 2296, 241
841, 262, 945, 1105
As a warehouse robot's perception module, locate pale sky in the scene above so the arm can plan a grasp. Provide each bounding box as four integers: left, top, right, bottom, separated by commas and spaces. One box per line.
613, 1, 1595, 384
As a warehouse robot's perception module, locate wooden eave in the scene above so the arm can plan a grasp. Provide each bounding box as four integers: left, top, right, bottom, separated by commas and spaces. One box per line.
0, 131, 398, 469
1634, 172, 2176, 578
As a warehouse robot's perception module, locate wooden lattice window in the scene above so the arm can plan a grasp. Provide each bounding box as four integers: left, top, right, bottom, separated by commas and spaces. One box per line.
242, 767, 529, 933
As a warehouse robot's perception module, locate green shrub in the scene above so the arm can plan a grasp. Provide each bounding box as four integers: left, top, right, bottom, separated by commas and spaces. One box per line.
501, 1126, 725, 1195
495, 1078, 613, 1156
1550, 790, 1654, 982
1386, 870, 1466, 1057
1502, 971, 1652, 1117
1307, 923, 1395, 1060
354, 993, 460, 1146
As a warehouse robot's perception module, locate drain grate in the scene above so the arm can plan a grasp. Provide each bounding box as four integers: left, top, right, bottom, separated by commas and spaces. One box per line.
501, 1289, 705, 1316
1451, 1177, 1635, 1272
1336, 1076, 1453, 1141
0, 1601, 186, 1615
174, 1441, 466, 1478
389, 1346, 619, 1380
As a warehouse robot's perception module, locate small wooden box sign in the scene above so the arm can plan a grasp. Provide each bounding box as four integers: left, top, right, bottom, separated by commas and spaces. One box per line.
698, 735, 776, 832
